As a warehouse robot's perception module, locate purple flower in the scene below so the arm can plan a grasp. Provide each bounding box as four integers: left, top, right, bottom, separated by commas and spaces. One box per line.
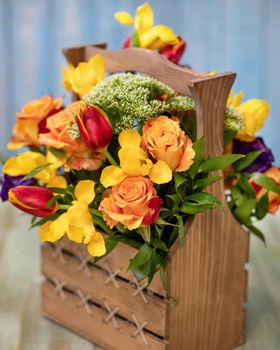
0, 175, 35, 201
233, 137, 274, 173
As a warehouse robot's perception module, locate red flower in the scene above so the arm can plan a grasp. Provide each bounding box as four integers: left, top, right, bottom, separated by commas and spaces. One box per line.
76, 105, 112, 150
8, 186, 58, 217
160, 37, 186, 64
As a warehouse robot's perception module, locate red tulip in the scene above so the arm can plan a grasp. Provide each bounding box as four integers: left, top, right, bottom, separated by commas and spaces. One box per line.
76, 105, 113, 150
160, 37, 186, 64
8, 186, 58, 217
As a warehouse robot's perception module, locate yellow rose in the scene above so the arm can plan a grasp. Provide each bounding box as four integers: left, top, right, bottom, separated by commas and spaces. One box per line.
141, 116, 195, 172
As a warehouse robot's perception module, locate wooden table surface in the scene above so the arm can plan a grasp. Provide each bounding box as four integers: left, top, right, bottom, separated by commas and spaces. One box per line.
0, 202, 279, 350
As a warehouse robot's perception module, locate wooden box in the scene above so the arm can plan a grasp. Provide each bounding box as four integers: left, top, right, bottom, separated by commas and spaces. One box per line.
41, 44, 249, 350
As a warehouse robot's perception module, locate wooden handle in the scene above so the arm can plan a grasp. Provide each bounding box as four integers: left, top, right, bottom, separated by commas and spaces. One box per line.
189, 73, 236, 204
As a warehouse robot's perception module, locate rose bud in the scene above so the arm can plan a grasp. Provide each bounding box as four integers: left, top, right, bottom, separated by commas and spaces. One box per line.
76, 104, 113, 150
8, 186, 58, 217
160, 37, 186, 64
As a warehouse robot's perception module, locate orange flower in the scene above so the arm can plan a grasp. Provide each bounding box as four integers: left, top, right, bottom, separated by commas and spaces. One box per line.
8, 95, 63, 150
141, 116, 195, 172
8, 119, 39, 150
99, 176, 162, 230
251, 166, 280, 214
39, 101, 105, 171
39, 101, 82, 151
16, 95, 63, 122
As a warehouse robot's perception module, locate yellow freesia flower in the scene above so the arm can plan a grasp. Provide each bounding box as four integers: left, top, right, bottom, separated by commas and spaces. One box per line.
40, 180, 105, 257
3, 151, 53, 183
62, 54, 105, 98
114, 2, 179, 50
100, 129, 172, 187
227, 91, 270, 141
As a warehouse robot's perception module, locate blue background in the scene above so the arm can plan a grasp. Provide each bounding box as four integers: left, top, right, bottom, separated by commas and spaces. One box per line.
0, 0, 279, 162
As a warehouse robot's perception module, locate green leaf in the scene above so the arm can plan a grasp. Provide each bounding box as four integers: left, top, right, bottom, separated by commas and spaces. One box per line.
238, 175, 256, 197
127, 244, 153, 271
251, 173, 280, 195
147, 249, 158, 285
223, 130, 236, 147
49, 147, 66, 159
174, 173, 187, 191
181, 202, 214, 214
245, 224, 266, 243
194, 176, 223, 190
155, 218, 178, 226
152, 238, 168, 252
255, 192, 269, 220
177, 215, 185, 247
130, 31, 140, 47
47, 187, 67, 194
199, 154, 244, 173
188, 137, 204, 177
185, 192, 223, 209
46, 195, 61, 208
23, 163, 52, 180
233, 198, 256, 222
233, 151, 262, 172
92, 216, 113, 235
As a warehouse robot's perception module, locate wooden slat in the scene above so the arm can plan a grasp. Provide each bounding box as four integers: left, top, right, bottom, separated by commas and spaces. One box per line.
42, 245, 166, 337
166, 72, 249, 350
42, 281, 167, 350
59, 237, 166, 297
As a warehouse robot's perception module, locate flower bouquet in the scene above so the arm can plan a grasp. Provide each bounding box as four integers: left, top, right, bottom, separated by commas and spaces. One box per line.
1, 3, 279, 350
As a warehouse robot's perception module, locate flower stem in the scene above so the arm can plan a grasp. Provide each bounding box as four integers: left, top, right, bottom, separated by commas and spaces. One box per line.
89, 208, 103, 217
58, 204, 71, 210
104, 149, 118, 166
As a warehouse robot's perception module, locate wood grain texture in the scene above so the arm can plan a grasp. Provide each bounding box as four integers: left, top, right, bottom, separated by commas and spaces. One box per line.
42, 281, 167, 350
42, 244, 167, 337
40, 45, 249, 350
59, 237, 166, 297
167, 74, 249, 349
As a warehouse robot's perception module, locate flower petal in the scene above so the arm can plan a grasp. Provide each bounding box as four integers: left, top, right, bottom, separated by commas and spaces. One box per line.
149, 160, 172, 184
114, 11, 134, 25
74, 180, 96, 205
118, 129, 141, 148
87, 231, 106, 257
135, 3, 153, 34
67, 201, 93, 228
100, 166, 127, 188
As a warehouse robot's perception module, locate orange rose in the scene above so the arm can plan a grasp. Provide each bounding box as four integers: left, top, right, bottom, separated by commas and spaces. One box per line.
99, 177, 162, 230
251, 166, 280, 214
16, 95, 63, 122
39, 101, 82, 151
141, 116, 195, 172
8, 95, 63, 149
39, 101, 104, 171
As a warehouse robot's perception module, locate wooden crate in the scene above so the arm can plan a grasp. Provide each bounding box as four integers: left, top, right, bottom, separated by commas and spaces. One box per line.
41, 44, 249, 350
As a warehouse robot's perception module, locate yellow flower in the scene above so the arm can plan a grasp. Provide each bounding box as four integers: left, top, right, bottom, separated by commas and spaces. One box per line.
62, 54, 105, 98
100, 129, 172, 187
40, 180, 105, 257
114, 2, 179, 50
3, 151, 53, 183
227, 91, 270, 141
